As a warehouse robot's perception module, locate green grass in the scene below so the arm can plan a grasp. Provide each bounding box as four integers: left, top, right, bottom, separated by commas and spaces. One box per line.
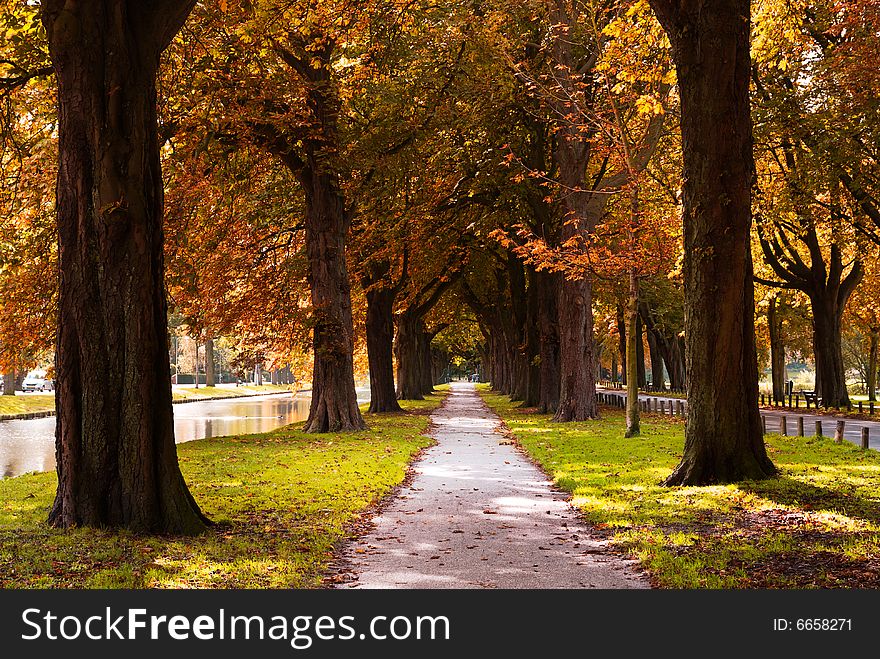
0, 388, 448, 589
480, 386, 880, 589
0, 386, 295, 416
0, 395, 55, 416
171, 384, 296, 401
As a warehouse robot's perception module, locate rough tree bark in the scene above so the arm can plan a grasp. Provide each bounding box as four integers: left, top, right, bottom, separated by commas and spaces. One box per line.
869, 328, 878, 402
639, 301, 673, 392
523, 267, 542, 407
645, 327, 664, 391
768, 296, 786, 404
360, 258, 403, 413
205, 338, 216, 387
419, 325, 447, 395
757, 222, 861, 409
537, 270, 561, 413
396, 274, 457, 401
2, 371, 14, 396
649, 0, 776, 484
366, 285, 402, 412
253, 37, 364, 433
396, 311, 427, 401
42, 0, 208, 533
810, 291, 853, 408
617, 304, 627, 386
507, 252, 529, 402
625, 269, 641, 437
636, 315, 647, 389
299, 172, 364, 431
553, 273, 598, 422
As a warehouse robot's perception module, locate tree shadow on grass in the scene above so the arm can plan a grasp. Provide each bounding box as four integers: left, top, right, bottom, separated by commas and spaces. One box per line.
741, 476, 880, 526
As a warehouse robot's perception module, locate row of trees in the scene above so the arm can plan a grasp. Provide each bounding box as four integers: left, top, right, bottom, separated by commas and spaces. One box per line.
0, 0, 878, 533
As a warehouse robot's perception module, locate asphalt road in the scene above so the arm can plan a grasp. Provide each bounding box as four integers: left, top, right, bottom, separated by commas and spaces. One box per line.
597, 388, 880, 450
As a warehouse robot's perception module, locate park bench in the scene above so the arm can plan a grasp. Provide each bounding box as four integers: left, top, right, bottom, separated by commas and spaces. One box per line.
802, 390, 819, 409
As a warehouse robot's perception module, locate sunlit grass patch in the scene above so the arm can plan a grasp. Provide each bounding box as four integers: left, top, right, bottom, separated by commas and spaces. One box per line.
171, 384, 296, 401
480, 385, 880, 589
0, 391, 447, 589
0, 395, 55, 415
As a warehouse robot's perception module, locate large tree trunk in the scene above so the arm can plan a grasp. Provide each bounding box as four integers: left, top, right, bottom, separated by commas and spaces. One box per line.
2, 371, 14, 396
537, 271, 560, 414
43, 0, 207, 533
366, 286, 402, 413
554, 274, 598, 422
508, 252, 528, 402
547, 2, 598, 423
645, 325, 665, 391
667, 335, 686, 392
396, 311, 425, 401
768, 296, 786, 404
625, 270, 641, 437
300, 165, 365, 432
523, 267, 542, 407
205, 338, 216, 387
810, 293, 850, 408
636, 314, 647, 389
617, 304, 627, 386
650, 0, 775, 484
869, 328, 878, 402
419, 329, 435, 395
639, 301, 666, 391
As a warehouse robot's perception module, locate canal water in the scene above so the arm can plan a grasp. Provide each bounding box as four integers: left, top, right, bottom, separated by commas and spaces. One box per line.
0, 390, 368, 479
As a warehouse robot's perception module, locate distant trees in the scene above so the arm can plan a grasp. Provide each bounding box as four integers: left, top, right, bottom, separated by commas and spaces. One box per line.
2, 0, 880, 537
751, 0, 878, 408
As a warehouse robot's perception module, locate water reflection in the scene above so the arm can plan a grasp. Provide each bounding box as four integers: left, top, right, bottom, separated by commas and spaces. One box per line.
0, 390, 369, 480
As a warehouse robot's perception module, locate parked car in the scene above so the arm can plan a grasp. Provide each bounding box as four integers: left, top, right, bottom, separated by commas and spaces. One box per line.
22, 375, 53, 392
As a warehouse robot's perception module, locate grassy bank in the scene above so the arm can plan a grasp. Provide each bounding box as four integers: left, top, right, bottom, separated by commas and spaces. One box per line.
0, 389, 447, 588
480, 387, 880, 588
0, 395, 55, 416
171, 384, 295, 401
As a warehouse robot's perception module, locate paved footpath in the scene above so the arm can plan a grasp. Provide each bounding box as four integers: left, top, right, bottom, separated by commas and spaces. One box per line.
338, 383, 648, 589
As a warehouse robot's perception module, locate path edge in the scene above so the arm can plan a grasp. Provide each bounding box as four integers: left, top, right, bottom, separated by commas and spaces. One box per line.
321, 391, 452, 588
475, 386, 655, 588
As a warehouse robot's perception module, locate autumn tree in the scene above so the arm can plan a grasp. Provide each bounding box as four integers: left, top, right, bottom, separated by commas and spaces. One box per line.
476, 0, 669, 421
751, 0, 871, 408
648, 0, 776, 484
41, 0, 208, 532
753, 187, 863, 408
